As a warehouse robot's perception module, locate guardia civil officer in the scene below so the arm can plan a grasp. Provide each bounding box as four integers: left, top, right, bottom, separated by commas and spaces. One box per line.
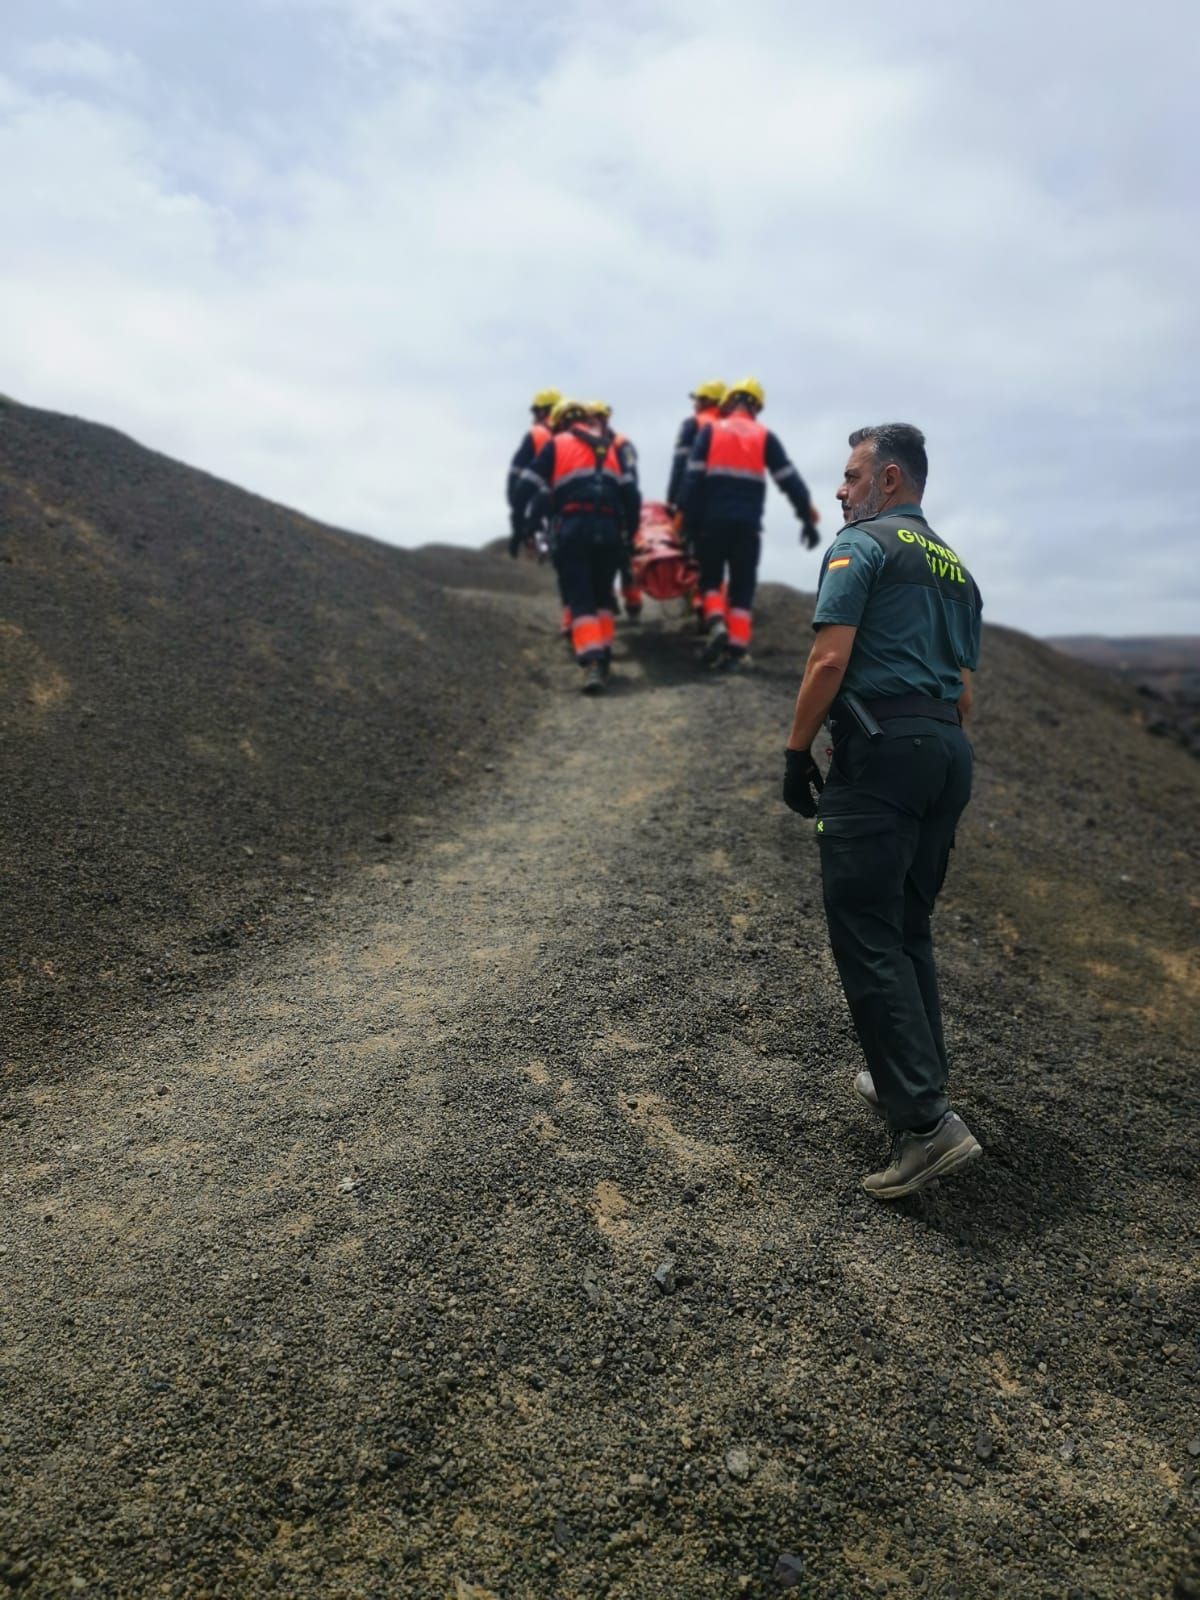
782, 424, 984, 1200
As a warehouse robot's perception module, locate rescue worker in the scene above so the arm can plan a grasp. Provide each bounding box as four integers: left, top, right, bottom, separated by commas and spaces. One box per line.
507, 388, 560, 535
782, 423, 984, 1201
587, 401, 643, 621
666, 379, 725, 510
515, 399, 638, 694
507, 387, 570, 637
679, 377, 820, 668
667, 380, 725, 627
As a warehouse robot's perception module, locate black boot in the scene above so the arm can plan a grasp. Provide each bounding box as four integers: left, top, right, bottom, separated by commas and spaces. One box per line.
701, 616, 729, 666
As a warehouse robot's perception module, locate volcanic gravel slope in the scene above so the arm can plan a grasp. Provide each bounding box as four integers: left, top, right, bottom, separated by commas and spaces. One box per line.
1, 405, 1199, 1600
0, 397, 550, 1077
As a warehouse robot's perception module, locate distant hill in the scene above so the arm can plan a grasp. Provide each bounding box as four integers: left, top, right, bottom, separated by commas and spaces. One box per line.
1047, 635, 1199, 671
1048, 634, 1200, 756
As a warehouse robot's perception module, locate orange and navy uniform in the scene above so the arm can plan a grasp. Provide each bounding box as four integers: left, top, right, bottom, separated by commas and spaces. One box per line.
508, 417, 566, 623
609, 430, 644, 614
516, 426, 637, 531
679, 407, 813, 656
666, 404, 721, 507
612, 431, 641, 526
679, 409, 812, 528
506, 420, 553, 532
515, 426, 637, 665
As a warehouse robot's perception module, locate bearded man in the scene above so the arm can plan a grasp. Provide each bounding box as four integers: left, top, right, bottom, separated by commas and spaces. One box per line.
782, 424, 985, 1200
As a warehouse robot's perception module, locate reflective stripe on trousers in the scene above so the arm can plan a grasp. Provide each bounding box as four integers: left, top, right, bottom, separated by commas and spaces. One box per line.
570, 609, 615, 662
727, 606, 752, 651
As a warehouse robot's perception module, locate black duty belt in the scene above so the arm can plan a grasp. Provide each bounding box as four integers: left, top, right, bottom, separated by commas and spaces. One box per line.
862, 693, 961, 726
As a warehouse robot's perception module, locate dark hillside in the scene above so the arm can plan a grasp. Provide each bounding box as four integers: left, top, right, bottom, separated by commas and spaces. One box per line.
1047, 634, 1200, 758
1048, 635, 1200, 673
1, 406, 1198, 1597
0, 396, 553, 1077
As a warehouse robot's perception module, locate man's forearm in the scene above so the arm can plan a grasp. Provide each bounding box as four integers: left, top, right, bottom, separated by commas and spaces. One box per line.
787, 652, 847, 751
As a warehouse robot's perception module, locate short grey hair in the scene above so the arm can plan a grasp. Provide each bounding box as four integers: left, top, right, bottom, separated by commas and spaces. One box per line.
848, 423, 928, 495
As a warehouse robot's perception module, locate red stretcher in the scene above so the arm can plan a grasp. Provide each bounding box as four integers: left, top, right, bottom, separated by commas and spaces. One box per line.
629, 501, 698, 603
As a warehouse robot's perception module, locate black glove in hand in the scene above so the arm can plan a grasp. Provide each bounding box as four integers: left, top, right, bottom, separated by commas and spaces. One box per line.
799, 515, 821, 550
782, 748, 824, 816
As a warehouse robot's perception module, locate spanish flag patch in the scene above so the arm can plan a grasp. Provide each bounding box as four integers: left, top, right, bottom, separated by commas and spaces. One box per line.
828, 556, 852, 570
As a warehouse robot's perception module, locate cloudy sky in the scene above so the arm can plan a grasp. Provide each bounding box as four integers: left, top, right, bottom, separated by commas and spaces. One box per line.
2, 0, 1195, 635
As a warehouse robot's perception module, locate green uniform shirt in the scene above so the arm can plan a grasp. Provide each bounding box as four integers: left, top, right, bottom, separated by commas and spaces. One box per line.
812, 504, 982, 702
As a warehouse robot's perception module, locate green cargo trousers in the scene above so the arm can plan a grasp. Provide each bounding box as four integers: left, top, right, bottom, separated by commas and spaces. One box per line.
815, 715, 973, 1132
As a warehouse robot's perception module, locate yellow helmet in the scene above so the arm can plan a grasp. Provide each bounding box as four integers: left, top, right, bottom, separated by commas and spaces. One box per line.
724, 376, 765, 410
585, 400, 612, 418
690, 379, 726, 405
550, 398, 588, 429
531, 388, 562, 411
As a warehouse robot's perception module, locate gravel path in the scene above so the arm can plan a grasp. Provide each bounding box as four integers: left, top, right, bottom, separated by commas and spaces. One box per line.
2, 605, 1197, 1600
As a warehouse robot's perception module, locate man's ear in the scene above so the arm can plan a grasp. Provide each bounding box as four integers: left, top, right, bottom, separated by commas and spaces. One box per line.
881, 462, 904, 495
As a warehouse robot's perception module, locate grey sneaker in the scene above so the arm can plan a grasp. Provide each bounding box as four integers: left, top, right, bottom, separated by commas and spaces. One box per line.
854, 1070, 885, 1118
862, 1111, 982, 1200
701, 617, 729, 666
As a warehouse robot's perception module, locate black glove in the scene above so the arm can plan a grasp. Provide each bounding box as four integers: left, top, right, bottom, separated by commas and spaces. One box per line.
783, 748, 824, 816
799, 515, 821, 551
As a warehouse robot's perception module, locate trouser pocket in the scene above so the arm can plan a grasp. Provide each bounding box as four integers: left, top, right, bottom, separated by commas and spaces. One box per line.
815, 811, 908, 911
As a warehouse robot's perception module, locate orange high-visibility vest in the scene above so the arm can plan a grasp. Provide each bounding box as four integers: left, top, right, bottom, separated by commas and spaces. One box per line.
551, 428, 622, 492
529, 422, 552, 453
707, 411, 767, 479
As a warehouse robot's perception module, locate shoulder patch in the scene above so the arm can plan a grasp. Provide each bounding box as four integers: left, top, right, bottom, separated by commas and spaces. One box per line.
827, 556, 852, 570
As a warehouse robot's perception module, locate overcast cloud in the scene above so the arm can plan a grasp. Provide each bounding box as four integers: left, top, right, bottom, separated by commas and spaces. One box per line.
1, 0, 1195, 634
